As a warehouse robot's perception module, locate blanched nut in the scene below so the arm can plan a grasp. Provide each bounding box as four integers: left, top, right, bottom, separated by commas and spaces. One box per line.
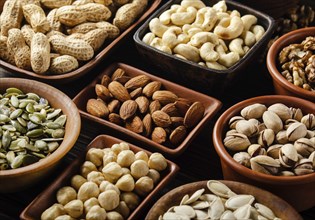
86, 148, 104, 167
107, 211, 124, 220
181, 0, 206, 10
192, 7, 218, 32
147, 169, 161, 184
117, 150, 135, 167
80, 161, 97, 178
114, 201, 130, 219
41, 203, 66, 220
173, 44, 200, 62
215, 44, 240, 67
162, 27, 189, 49
56, 186, 77, 205
159, 4, 181, 25
214, 16, 244, 40
99, 181, 121, 194
150, 38, 172, 54
170, 6, 197, 26
142, 32, 156, 45
98, 190, 120, 211
86, 205, 106, 220
54, 215, 74, 220
64, 200, 84, 218
102, 161, 123, 183
241, 31, 256, 47
87, 171, 106, 185
189, 32, 219, 48
229, 38, 245, 57
77, 182, 100, 202
103, 150, 117, 167
130, 160, 149, 179
84, 198, 99, 213
148, 152, 167, 171
134, 176, 154, 197
200, 42, 219, 62
149, 18, 169, 38
111, 142, 130, 155
71, 175, 87, 191
251, 25, 265, 42
120, 192, 140, 211
116, 174, 135, 191
212, 0, 227, 12
134, 151, 149, 162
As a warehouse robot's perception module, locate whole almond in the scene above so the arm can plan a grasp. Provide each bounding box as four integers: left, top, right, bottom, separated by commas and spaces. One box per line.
125, 116, 143, 133
184, 101, 205, 128
151, 127, 167, 144
135, 96, 150, 114
143, 81, 162, 97
108, 81, 130, 102
125, 75, 151, 90
130, 87, 142, 99
108, 113, 123, 125
171, 117, 184, 127
175, 98, 192, 116
101, 75, 111, 87
114, 75, 131, 84
152, 90, 178, 105
170, 125, 187, 145
87, 98, 109, 118
142, 113, 152, 137
95, 84, 111, 101
161, 103, 179, 117
152, 110, 172, 128
119, 100, 138, 120
149, 100, 161, 114
111, 68, 125, 80
108, 99, 121, 113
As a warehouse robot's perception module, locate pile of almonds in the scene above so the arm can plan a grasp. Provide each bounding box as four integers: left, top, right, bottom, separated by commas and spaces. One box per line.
86, 67, 205, 147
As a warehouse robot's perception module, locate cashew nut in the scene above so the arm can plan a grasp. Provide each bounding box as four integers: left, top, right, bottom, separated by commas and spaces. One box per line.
229, 10, 241, 17
159, 4, 181, 25
243, 45, 250, 53
173, 43, 200, 62
142, 32, 155, 45
149, 18, 169, 38
181, 0, 206, 9
206, 61, 227, 70
150, 37, 172, 54
229, 38, 245, 57
190, 32, 219, 47
162, 26, 189, 49
218, 39, 228, 52
212, 0, 227, 12
242, 31, 256, 47
241, 14, 257, 32
182, 24, 203, 37
200, 42, 219, 62
214, 16, 244, 40
198, 61, 206, 66
216, 44, 240, 67
193, 7, 218, 31
251, 25, 265, 41
170, 6, 197, 26
174, 53, 187, 60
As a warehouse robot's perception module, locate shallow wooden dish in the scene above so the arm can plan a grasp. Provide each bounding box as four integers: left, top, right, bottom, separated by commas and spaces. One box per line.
146, 180, 302, 220
72, 62, 222, 157
0, 0, 161, 84
20, 134, 179, 220
0, 78, 81, 193
213, 95, 315, 211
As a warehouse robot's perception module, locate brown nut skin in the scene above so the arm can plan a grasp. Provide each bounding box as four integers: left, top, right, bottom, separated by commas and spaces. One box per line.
184, 101, 205, 128
86, 98, 109, 118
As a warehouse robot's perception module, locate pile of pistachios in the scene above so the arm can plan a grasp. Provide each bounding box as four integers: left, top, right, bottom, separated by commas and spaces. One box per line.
224, 103, 315, 176
0, 88, 66, 170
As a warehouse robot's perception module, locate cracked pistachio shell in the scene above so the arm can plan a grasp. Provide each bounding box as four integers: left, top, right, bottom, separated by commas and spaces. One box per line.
235, 120, 258, 137
268, 103, 291, 121
306, 130, 315, 138
223, 133, 251, 151
229, 116, 245, 129
241, 103, 267, 119
233, 152, 251, 167
56, 186, 77, 205
86, 205, 106, 220
309, 151, 315, 169
78, 182, 100, 202
41, 203, 66, 220
250, 155, 280, 175
293, 158, 314, 175
257, 129, 275, 147
279, 144, 298, 168
262, 111, 283, 133
301, 113, 315, 130
279, 171, 295, 176
248, 144, 266, 157
64, 200, 83, 218
267, 144, 282, 159
286, 122, 307, 142
275, 130, 288, 144
294, 138, 315, 157
289, 107, 303, 121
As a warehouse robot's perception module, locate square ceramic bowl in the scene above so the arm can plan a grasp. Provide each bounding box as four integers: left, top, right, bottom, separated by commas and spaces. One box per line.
20, 134, 179, 220
72, 62, 222, 157
0, 0, 161, 84
133, 0, 276, 95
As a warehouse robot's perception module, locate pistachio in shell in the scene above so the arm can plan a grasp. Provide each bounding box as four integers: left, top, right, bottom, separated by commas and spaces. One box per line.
268, 103, 291, 121
240, 103, 267, 119
262, 111, 283, 133
224, 133, 251, 151
250, 155, 280, 175
286, 122, 307, 142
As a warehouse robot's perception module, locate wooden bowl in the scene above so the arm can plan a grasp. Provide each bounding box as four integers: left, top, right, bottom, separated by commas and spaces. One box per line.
267, 27, 315, 102
146, 180, 302, 220
72, 62, 222, 157
0, 78, 81, 193
212, 95, 315, 211
20, 134, 179, 220
133, 0, 276, 95
0, 0, 161, 84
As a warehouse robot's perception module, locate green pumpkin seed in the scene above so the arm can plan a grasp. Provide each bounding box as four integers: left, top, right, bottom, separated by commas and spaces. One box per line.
21, 113, 29, 120
18, 101, 28, 109
16, 94, 27, 99
52, 129, 65, 138
40, 109, 47, 119
26, 129, 44, 138
2, 130, 11, 149
6, 151, 15, 164
31, 152, 46, 159
47, 142, 59, 152
27, 93, 40, 101
29, 114, 42, 124
17, 117, 27, 127
47, 109, 62, 120
26, 103, 35, 113
27, 121, 38, 130
0, 114, 10, 123
10, 95, 19, 108
41, 138, 63, 142
19, 99, 37, 104
0, 158, 7, 163
10, 109, 23, 119
0, 163, 9, 170
6, 88, 23, 95
10, 154, 24, 169
54, 115, 67, 126
46, 122, 62, 129
16, 150, 27, 155
22, 154, 39, 166
11, 120, 27, 133
44, 129, 54, 136
34, 140, 47, 151
34, 104, 46, 111
17, 139, 27, 148
2, 125, 16, 132
25, 143, 40, 152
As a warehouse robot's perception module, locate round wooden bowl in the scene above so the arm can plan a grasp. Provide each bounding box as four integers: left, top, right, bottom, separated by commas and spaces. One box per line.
267, 27, 315, 102
212, 95, 315, 211
146, 180, 302, 220
0, 78, 81, 193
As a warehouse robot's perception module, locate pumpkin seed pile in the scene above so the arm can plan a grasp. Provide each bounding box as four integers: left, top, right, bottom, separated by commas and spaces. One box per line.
159, 180, 281, 220
0, 88, 66, 170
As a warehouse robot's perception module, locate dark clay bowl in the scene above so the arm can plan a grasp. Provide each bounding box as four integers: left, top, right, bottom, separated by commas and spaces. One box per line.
267, 27, 315, 102
134, 0, 276, 95
212, 95, 315, 211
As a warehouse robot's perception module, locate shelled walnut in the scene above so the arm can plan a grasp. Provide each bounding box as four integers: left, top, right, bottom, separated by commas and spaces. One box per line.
86, 68, 205, 148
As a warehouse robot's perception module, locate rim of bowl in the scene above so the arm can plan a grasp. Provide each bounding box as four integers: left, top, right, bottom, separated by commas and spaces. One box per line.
267, 27, 315, 98
0, 78, 81, 177
213, 95, 315, 185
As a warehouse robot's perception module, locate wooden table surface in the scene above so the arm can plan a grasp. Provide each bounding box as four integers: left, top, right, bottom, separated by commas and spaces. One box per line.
1, 3, 315, 219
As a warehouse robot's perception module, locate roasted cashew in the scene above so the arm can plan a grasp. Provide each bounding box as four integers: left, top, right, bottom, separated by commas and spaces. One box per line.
182, 24, 203, 37
159, 4, 181, 25
242, 31, 256, 47
213, 0, 227, 12
149, 18, 170, 38
206, 61, 227, 70
216, 44, 240, 67
193, 7, 218, 31
181, 0, 206, 9
173, 43, 200, 62
142, 32, 155, 45
190, 32, 219, 47
171, 6, 197, 26
241, 14, 257, 32
251, 25, 265, 41
150, 38, 172, 54
214, 16, 244, 40
200, 42, 219, 62
229, 38, 245, 57
162, 26, 189, 49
